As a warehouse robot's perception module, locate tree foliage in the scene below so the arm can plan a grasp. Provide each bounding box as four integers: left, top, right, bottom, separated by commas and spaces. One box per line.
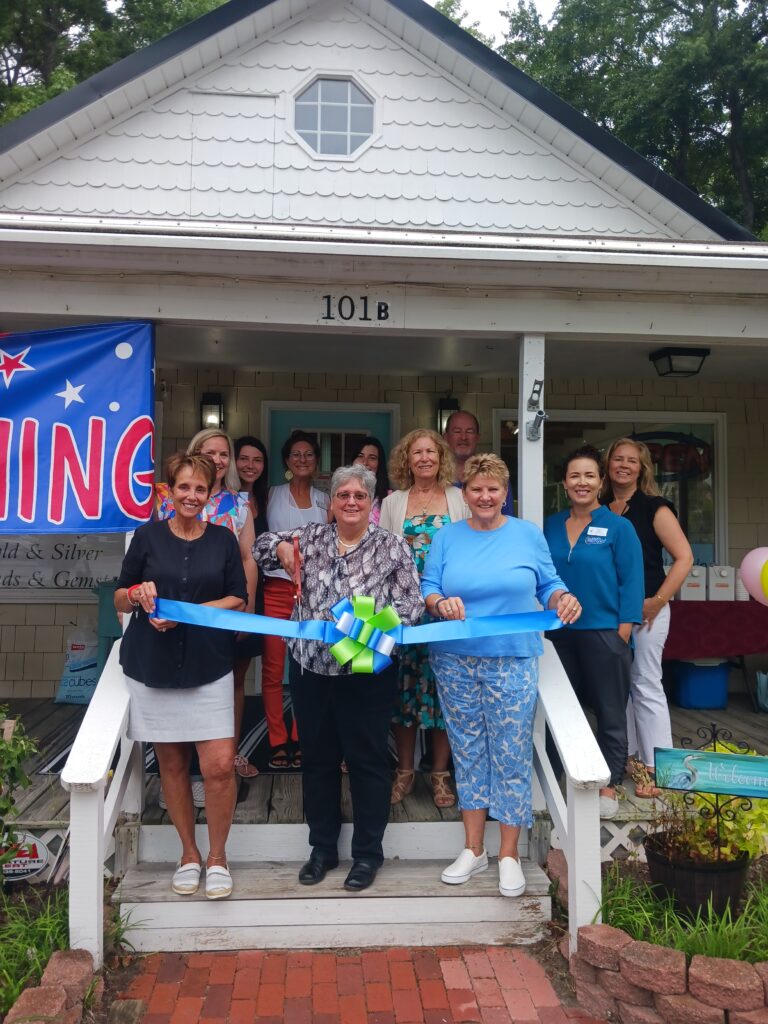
433, 0, 495, 47
499, 0, 768, 236
0, 0, 225, 125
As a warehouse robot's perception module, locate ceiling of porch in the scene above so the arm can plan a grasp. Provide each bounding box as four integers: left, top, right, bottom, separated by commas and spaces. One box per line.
0, 311, 765, 381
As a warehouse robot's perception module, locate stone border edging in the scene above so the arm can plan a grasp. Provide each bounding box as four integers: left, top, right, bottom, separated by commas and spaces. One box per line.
4, 949, 103, 1024
568, 924, 768, 1024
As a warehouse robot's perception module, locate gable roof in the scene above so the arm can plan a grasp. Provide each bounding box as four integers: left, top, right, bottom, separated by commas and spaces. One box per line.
0, 0, 754, 242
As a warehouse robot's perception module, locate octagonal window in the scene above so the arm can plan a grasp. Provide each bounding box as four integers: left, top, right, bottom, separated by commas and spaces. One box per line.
295, 78, 374, 156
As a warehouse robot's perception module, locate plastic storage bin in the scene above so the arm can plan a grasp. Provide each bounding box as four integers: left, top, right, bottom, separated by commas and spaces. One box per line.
673, 659, 730, 709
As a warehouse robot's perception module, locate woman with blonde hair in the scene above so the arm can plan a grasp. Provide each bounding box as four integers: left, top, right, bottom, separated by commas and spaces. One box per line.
601, 437, 693, 797
422, 453, 577, 895
380, 428, 467, 808
156, 428, 257, 789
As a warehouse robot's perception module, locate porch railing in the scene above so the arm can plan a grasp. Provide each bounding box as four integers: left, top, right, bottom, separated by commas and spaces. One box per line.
534, 640, 610, 953
60, 641, 143, 969
61, 636, 608, 965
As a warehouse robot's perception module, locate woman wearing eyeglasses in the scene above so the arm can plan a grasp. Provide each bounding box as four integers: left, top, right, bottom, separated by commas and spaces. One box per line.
253, 466, 423, 891
263, 430, 330, 769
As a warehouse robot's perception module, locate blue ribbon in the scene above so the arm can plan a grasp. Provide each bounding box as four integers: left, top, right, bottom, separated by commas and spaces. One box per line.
153, 599, 563, 655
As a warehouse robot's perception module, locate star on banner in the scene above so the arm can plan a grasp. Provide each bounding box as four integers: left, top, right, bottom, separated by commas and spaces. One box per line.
0, 346, 34, 388
56, 379, 85, 408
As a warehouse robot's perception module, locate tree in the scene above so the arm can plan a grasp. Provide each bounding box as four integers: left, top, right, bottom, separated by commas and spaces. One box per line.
433, 0, 495, 47
0, 0, 225, 125
498, 0, 768, 237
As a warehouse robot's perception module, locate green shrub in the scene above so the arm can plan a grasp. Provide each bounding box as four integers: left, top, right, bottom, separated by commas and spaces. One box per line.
600, 863, 768, 962
0, 888, 69, 1014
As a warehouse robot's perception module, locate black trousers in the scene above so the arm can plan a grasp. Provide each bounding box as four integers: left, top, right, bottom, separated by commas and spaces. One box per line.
546, 629, 632, 787
289, 657, 397, 865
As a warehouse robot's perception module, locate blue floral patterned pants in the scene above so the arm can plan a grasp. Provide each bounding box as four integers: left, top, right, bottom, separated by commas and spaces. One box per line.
430, 651, 538, 828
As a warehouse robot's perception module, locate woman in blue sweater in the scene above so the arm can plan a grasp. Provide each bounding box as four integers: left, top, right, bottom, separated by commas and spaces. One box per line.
543, 445, 644, 818
421, 454, 580, 898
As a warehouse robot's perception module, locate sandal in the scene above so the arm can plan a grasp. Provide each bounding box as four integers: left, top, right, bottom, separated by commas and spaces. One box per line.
391, 768, 415, 805
269, 747, 290, 769
629, 760, 661, 799
233, 753, 259, 779
291, 748, 302, 770
430, 771, 456, 808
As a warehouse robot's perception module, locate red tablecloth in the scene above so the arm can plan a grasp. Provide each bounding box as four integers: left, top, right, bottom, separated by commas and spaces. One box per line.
663, 600, 768, 661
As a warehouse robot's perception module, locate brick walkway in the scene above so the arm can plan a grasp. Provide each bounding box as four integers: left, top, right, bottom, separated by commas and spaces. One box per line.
114, 946, 600, 1024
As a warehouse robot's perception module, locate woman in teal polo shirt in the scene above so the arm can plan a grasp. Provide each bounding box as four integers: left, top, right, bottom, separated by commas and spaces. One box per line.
543, 445, 644, 819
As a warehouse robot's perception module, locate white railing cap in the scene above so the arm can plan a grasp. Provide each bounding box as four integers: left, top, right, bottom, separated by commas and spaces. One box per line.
61, 642, 129, 791
538, 640, 610, 789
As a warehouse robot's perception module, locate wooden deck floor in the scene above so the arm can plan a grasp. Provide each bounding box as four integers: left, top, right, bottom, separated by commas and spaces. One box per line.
6, 694, 766, 831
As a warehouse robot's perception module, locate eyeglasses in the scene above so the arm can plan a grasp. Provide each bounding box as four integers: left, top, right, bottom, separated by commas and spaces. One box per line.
334, 491, 370, 503
289, 451, 316, 461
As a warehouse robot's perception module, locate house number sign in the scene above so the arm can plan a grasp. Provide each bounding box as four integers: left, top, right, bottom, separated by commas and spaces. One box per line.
321, 294, 390, 323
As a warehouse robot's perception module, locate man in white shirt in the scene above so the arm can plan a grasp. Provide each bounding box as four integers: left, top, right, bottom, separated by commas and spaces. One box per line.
444, 410, 514, 515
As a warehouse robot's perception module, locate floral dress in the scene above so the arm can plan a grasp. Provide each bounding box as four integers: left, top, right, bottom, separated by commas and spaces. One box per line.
154, 483, 248, 535
393, 513, 450, 729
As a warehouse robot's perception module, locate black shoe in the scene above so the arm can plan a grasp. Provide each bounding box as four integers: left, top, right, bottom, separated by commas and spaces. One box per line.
343, 859, 378, 892
298, 851, 338, 886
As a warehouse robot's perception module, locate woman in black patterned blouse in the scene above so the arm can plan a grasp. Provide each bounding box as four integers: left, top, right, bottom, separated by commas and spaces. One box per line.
253, 465, 424, 892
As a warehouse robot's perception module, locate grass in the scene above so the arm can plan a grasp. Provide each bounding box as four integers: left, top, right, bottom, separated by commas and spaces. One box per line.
0, 885, 69, 1015
600, 863, 768, 963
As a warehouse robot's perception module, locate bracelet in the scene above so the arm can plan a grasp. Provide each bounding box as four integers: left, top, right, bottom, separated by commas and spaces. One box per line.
434, 597, 448, 615
127, 584, 142, 605
654, 593, 666, 603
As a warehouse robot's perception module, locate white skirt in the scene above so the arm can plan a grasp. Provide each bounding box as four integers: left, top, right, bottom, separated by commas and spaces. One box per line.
126, 672, 234, 743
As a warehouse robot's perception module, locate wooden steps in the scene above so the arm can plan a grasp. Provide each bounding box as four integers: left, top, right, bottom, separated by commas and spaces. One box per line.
113, 857, 551, 951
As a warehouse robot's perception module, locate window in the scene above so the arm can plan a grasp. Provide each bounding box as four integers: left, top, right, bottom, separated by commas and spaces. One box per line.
295, 78, 374, 156
494, 410, 725, 562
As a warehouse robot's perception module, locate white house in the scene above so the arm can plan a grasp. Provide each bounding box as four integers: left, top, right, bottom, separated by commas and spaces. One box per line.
0, 0, 766, 960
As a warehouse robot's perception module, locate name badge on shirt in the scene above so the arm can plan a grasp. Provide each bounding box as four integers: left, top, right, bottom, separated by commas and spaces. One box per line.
585, 525, 608, 545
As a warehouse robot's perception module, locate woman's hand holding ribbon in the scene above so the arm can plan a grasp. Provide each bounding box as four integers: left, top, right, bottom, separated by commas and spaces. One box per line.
553, 590, 582, 625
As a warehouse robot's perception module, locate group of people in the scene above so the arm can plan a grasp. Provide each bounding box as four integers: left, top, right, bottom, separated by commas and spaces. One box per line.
115, 410, 692, 901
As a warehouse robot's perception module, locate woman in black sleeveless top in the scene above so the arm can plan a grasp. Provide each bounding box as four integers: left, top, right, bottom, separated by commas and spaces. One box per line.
601, 438, 693, 797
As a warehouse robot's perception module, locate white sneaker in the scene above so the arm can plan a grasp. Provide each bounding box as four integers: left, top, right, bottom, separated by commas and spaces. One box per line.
599, 795, 619, 818
158, 781, 206, 810
171, 861, 202, 895
498, 857, 526, 897
441, 848, 488, 885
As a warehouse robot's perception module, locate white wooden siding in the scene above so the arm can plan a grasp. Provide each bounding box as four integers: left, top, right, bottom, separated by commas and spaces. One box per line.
0, 1, 688, 238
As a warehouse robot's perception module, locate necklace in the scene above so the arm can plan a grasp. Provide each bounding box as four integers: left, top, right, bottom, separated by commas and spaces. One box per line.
337, 527, 368, 552
411, 484, 437, 516
169, 518, 204, 541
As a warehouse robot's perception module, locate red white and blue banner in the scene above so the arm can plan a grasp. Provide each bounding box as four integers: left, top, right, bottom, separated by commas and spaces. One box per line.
0, 321, 155, 534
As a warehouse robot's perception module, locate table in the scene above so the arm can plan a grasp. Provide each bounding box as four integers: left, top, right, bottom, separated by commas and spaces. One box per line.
663, 600, 768, 711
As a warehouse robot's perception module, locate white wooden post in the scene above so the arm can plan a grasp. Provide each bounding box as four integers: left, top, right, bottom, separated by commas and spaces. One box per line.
566, 783, 604, 953
517, 333, 546, 527
518, 334, 547, 812
68, 788, 105, 967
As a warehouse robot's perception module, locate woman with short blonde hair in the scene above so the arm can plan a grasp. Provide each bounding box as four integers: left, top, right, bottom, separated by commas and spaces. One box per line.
380, 429, 467, 808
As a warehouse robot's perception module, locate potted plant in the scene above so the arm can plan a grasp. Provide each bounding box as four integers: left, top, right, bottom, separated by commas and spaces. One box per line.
640, 740, 768, 918
0, 709, 37, 890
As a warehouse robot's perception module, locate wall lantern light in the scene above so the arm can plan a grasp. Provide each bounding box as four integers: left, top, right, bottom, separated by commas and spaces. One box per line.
436, 395, 460, 434
200, 392, 224, 430
649, 347, 710, 378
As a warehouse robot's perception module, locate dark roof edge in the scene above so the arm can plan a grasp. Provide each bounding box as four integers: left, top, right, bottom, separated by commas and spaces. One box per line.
390, 0, 755, 243
0, 0, 755, 243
